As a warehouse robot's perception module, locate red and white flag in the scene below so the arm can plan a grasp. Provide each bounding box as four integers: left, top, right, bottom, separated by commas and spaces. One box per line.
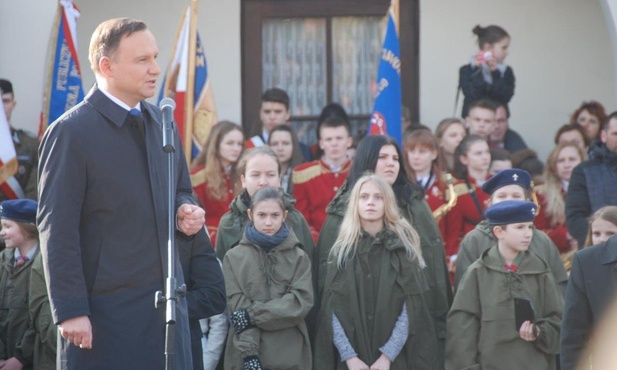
0, 102, 21, 199
159, 0, 218, 164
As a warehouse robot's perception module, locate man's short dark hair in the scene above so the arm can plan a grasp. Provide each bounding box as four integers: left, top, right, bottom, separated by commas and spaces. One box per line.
261, 88, 290, 110
318, 116, 351, 138
603, 111, 617, 131
494, 101, 510, 118
0, 79, 13, 96
89, 18, 148, 73
553, 123, 589, 146
468, 99, 498, 116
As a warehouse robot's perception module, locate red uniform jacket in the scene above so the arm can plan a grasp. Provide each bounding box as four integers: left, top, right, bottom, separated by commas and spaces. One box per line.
417, 171, 450, 242
444, 175, 490, 257
292, 159, 350, 240
534, 188, 571, 253
191, 165, 236, 246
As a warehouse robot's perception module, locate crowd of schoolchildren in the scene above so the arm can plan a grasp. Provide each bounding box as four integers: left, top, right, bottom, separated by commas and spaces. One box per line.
2, 22, 617, 370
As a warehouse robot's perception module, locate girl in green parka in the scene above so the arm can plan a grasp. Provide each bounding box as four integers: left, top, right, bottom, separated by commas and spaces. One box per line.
215, 146, 315, 263
446, 200, 562, 370
0, 199, 40, 370
223, 186, 313, 370
315, 174, 437, 370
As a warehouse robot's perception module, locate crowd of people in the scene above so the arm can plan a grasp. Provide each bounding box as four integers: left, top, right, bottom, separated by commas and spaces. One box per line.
1, 17, 617, 370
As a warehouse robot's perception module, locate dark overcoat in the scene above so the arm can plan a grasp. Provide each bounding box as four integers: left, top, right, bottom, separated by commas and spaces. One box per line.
38, 86, 196, 370
560, 235, 617, 370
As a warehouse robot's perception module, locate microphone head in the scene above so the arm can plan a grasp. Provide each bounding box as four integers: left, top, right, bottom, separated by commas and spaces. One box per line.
159, 97, 176, 111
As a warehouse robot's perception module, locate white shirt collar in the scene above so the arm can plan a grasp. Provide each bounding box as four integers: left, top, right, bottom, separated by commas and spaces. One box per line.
99, 86, 141, 112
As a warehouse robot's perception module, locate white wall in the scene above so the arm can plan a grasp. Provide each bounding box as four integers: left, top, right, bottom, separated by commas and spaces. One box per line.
421, 0, 616, 159
2, 0, 616, 162
0, 0, 241, 134
0, 1, 57, 132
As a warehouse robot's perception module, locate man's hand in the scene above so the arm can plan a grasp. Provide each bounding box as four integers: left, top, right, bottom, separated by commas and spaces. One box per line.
0, 357, 23, 370
176, 204, 205, 236
59, 316, 92, 349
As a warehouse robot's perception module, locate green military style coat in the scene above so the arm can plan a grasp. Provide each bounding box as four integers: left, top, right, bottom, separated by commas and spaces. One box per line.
316, 181, 451, 367
223, 230, 313, 370
454, 219, 568, 297
0, 247, 38, 369
28, 253, 56, 370
447, 247, 562, 370
216, 189, 315, 263
314, 229, 437, 369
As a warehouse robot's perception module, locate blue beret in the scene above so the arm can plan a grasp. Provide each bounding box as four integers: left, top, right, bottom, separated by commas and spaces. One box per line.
485, 200, 536, 225
0, 199, 37, 224
482, 169, 531, 194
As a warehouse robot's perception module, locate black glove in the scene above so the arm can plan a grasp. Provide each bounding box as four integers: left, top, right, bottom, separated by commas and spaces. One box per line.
230, 309, 252, 333
243, 355, 263, 370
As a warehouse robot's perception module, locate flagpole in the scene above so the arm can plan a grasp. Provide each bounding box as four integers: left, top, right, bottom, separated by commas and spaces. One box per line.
392, 0, 399, 36
184, 0, 199, 163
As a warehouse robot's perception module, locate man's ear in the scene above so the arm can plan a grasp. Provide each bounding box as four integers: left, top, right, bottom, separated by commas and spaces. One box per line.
99, 56, 113, 78
283, 210, 289, 221
247, 208, 253, 221
601, 129, 608, 144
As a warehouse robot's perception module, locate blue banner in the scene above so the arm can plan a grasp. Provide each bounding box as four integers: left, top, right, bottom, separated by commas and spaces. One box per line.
40, 1, 84, 136
368, 11, 402, 145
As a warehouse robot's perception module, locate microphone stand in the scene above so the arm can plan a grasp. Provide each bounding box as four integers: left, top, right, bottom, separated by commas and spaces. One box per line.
155, 103, 186, 370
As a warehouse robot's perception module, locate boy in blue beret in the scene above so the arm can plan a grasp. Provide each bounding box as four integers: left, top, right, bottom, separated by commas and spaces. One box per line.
0, 199, 40, 369
446, 200, 562, 370
454, 169, 568, 297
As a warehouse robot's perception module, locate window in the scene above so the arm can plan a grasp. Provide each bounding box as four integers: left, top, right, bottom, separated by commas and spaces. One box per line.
242, 0, 418, 147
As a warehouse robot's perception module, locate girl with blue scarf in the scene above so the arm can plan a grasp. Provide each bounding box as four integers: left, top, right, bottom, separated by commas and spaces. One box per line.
222, 187, 313, 370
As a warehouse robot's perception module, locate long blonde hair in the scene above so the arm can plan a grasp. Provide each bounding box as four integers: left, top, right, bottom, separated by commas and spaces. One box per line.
541, 142, 587, 226
329, 174, 424, 269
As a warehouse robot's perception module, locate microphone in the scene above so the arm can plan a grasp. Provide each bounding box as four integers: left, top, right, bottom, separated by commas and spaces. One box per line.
159, 98, 176, 153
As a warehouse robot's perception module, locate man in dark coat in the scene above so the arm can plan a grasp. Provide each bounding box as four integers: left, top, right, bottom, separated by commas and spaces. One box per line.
566, 112, 617, 247
37, 18, 205, 370
561, 235, 617, 370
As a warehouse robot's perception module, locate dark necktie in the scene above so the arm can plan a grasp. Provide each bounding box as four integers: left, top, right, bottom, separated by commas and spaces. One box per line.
129, 108, 145, 137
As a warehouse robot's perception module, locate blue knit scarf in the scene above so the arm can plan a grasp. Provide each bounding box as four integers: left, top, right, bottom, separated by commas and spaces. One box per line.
245, 222, 290, 253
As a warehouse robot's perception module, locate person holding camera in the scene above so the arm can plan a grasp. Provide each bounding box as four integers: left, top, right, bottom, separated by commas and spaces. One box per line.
459, 24, 515, 118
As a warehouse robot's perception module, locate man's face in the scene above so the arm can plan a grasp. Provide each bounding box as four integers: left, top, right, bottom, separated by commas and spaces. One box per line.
490, 106, 509, 142
259, 102, 289, 134
319, 126, 351, 163
101, 30, 161, 107
601, 118, 617, 153
1, 92, 16, 123
466, 107, 495, 139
